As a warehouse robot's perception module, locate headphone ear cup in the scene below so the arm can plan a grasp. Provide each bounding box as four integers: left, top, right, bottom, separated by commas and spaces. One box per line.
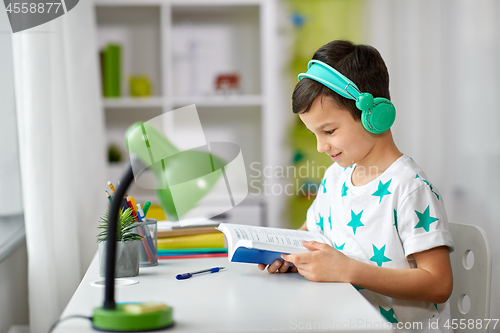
361, 98, 396, 134
355, 93, 374, 111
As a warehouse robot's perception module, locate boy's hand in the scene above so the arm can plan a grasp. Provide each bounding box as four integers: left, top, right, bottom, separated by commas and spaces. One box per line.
281, 241, 353, 282
257, 260, 298, 273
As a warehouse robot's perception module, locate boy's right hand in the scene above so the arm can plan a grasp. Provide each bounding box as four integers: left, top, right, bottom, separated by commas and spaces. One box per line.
259, 222, 306, 274
258, 260, 298, 273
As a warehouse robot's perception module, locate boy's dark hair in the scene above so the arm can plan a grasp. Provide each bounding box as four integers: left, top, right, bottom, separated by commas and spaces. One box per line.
292, 40, 390, 120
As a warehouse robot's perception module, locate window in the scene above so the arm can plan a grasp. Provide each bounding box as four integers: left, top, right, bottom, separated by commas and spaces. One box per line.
0, 9, 25, 263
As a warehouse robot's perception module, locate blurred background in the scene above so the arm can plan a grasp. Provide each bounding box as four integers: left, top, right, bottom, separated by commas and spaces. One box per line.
1, 0, 499, 332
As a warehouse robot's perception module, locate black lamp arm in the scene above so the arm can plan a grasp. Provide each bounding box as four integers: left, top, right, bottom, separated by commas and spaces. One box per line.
104, 162, 135, 310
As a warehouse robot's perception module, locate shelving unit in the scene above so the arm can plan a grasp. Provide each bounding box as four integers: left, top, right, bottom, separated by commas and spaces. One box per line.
95, 0, 283, 227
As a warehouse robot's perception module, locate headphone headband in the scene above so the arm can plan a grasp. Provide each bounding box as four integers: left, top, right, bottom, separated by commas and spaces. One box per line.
298, 60, 362, 101
297, 59, 396, 134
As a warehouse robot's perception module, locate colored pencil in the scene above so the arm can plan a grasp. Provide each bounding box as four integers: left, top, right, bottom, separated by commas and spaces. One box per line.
142, 223, 157, 257
136, 224, 154, 263
126, 197, 139, 222
129, 196, 138, 213
107, 181, 116, 195
105, 191, 112, 204
122, 198, 129, 212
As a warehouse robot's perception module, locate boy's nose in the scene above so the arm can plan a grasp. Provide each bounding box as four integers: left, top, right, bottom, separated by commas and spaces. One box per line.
317, 140, 330, 153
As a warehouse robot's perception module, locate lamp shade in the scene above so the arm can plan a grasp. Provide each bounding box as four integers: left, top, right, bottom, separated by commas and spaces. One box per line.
125, 122, 225, 220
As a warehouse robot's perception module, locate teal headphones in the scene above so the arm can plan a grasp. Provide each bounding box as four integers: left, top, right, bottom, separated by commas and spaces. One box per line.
298, 60, 396, 134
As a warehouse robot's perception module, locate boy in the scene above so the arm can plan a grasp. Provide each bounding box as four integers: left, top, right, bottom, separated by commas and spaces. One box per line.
258, 40, 454, 332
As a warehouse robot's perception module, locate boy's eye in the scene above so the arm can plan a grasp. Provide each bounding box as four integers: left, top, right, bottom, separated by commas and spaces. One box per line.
326, 129, 335, 135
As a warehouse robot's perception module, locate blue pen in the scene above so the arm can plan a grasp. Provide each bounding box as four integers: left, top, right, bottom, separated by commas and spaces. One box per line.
176, 267, 225, 280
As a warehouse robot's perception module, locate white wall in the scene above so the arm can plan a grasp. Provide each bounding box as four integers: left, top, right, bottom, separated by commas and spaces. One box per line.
367, 0, 500, 328
0, 244, 29, 333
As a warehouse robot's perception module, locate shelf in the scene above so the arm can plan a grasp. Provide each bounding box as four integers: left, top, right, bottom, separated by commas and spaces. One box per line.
102, 95, 262, 109
96, 6, 162, 97
171, 4, 261, 97
170, 0, 263, 6
103, 96, 164, 108
96, 0, 263, 5
96, 0, 279, 227
172, 95, 262, 108
95, 0, 161, 6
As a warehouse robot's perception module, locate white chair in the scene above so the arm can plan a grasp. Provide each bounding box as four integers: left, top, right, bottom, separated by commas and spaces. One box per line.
448, 222, 492, 333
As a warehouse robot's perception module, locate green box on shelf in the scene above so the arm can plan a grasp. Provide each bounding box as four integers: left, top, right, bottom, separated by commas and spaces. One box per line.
103, 43, 121, 98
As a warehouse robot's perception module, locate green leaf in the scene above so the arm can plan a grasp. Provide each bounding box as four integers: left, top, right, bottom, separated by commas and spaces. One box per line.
97, 207, 143, 243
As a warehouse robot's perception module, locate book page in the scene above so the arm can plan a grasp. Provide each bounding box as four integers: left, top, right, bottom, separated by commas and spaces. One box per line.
217, 223, 332, 251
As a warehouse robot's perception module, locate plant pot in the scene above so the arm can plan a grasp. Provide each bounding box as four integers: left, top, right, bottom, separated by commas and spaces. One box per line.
98, 240, 140, 278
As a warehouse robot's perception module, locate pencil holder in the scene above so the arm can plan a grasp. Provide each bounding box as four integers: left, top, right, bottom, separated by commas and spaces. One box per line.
133, 219, 158, 267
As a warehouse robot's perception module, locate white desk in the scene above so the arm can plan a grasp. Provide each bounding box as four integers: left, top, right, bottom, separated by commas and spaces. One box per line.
56, 254, 391, 333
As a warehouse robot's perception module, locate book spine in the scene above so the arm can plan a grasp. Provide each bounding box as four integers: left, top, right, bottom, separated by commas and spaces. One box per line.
158, 253, 228, 260
158, 249, 227, 256
157, 233, 225, 250
157, 227, 220, 238
158, 250, 227, 256
157, 248, 227, 254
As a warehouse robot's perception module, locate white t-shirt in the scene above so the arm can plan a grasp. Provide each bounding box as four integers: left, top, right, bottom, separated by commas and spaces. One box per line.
306, 155, 454, 333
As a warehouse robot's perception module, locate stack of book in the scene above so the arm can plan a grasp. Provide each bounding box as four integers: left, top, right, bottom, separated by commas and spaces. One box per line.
157, 222, 227, 260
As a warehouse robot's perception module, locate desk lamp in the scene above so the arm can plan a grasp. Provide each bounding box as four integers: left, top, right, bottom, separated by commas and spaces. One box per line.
93, 122, 225, 331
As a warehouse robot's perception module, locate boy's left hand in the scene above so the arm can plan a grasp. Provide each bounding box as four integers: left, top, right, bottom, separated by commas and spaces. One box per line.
282, 241, 353, 283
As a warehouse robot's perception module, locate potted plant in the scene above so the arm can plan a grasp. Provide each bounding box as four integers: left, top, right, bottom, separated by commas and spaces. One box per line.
97, 207, 143, 278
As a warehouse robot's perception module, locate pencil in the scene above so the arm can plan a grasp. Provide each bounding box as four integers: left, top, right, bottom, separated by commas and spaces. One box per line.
105, 191, 112, 204
122, 198, 129, 213
129, 196, 138, 213
126, 197, 139, 222
136, 224, 154, 263
107, 181, 116, 195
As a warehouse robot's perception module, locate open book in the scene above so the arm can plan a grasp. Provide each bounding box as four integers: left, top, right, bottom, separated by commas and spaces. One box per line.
216, 223, 331, 265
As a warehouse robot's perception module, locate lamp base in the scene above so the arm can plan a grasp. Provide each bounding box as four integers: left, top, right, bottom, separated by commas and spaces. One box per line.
93, 303, 173, 331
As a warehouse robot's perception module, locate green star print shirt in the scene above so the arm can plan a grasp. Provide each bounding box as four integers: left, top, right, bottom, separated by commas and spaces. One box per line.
306, 155, 454, 332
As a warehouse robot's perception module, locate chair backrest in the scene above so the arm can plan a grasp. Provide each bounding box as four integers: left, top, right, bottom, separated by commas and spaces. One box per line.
448, 222, 492, 333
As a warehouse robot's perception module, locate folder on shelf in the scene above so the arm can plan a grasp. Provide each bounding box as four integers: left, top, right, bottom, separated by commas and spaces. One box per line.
103, 43, 121, 98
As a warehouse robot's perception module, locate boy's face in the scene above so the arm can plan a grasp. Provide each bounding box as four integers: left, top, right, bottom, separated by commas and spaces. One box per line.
299, 96, 376, 168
